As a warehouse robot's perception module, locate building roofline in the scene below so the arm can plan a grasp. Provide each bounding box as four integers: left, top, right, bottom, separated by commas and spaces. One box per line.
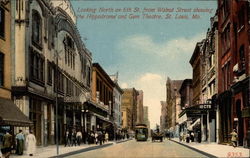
92, 63, 115, 87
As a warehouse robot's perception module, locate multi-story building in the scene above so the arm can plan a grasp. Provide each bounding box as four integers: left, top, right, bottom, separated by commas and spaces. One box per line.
166, 77, 183, 135
91, 63, 114, 138
190, 42, 203, 106
110, 72, 123, 135
11, 0, 92, 145
121, 107, 131, 130
121, 88, 138, 131
200, 14, 219, 143
183, 14, 219, 143
217, 0, 250, 147
178, 79, 193, 135
136, 90, 144, 124
0, 1, 31, 137
160, 101, 167, 131
143, 106, 150, 136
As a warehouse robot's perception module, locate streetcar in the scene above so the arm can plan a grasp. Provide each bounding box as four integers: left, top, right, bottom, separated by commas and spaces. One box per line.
135, 124, 148, 141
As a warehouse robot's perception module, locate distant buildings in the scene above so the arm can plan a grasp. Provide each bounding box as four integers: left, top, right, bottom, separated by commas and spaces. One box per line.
110, 73, 124, 134
165, 78, 183, 136
143, 106, 150, 135
160, 101, 167, 131
136, 90, 144, 124
121, 88, 138, 131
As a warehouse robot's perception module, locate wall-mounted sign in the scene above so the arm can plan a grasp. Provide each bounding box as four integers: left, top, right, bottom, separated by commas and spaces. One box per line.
199, 104, 212, 109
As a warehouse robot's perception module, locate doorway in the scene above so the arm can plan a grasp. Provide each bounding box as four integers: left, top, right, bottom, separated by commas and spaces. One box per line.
236, 99, 244, 146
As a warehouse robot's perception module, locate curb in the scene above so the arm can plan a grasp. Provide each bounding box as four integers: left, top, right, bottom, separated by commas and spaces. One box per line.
116, 138, 133, 144
169, 139, 218, 158
49, 143, 113, 158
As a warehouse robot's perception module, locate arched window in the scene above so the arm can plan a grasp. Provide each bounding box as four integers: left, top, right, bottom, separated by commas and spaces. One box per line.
63, 36, 75, 69
32, 10, 42, 47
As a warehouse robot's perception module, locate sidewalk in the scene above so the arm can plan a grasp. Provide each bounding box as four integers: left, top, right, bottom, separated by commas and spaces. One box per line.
11, 139, 131, 158
170, 138, 250, 158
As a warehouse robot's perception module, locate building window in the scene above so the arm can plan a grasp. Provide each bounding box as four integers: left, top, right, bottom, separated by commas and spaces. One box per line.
63, 36, 75, 69
48, 16, 54, 49
66, 78, 73, 96
47, 61, 52, 85
87, 66, 91, 86
54, 70, 64, 94
32, 11, 42, 48
222, 26, 230, 55
0, 53, 4, 86
239, 45, 245, 74
238, 7, 245, 29
0, 7, 5, 38
222, 0, 230, 20
30, 50, 45, 85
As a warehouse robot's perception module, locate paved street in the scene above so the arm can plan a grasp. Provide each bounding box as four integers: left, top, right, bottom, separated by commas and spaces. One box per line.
68, 139, 209, 158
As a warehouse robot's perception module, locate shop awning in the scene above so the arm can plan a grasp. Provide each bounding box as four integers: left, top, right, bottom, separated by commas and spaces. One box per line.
0, 97, 33, 127
178, 113, 188, 124
187, 118, 200, 131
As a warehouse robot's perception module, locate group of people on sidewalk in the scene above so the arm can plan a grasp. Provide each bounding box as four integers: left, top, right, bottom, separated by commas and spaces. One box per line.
64, 129, 110, 147
179, 131, 198, 143
64, 129, 83, 147
178, 129, 239, 147
0, 130, 36, 158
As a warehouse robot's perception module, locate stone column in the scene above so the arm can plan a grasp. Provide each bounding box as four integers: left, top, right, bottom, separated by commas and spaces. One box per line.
207, 111, 210, 143
63, 108, 67, 125
91, 115, 96, 131
216, 106, 220, 143
51, 105, 55, 144
44, 104, 48, 146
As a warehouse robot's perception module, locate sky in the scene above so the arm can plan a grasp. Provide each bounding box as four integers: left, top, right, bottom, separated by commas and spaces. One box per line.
71, 0, 217, 129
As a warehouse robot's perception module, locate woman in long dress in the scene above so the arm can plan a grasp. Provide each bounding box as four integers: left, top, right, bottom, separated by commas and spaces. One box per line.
26, 131, 36, 156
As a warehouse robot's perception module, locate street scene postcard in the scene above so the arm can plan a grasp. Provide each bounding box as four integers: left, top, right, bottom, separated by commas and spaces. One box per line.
0, 0, 250, 157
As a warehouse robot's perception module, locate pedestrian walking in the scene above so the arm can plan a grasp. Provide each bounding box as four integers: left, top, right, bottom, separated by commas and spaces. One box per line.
26, 131, 36, 156
197, 130, 201, 143
94, 132, 98, 145
90, 132, 95, 144
15, 130, 25, 155
105, 132, 109, 143
230, 129, 238, 147
1, 131, 13, 158
186, 132, 190, 143
179, 132, 183, 142
65, 130, 71, 147
98, 131, 103, 145
71, 130, 77, 146
76, 130, 82, 146
190, 132, 194, 142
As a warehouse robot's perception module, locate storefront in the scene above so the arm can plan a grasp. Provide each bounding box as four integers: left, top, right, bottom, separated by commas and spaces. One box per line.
218, 90, 232, 144
0, 97, 33, 147
231, 77, 250, 148
179, 102, 217, 142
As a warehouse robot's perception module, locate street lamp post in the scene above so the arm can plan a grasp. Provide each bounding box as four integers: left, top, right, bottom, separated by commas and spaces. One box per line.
81, 107, 88, 143
55, 50, 60, 156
